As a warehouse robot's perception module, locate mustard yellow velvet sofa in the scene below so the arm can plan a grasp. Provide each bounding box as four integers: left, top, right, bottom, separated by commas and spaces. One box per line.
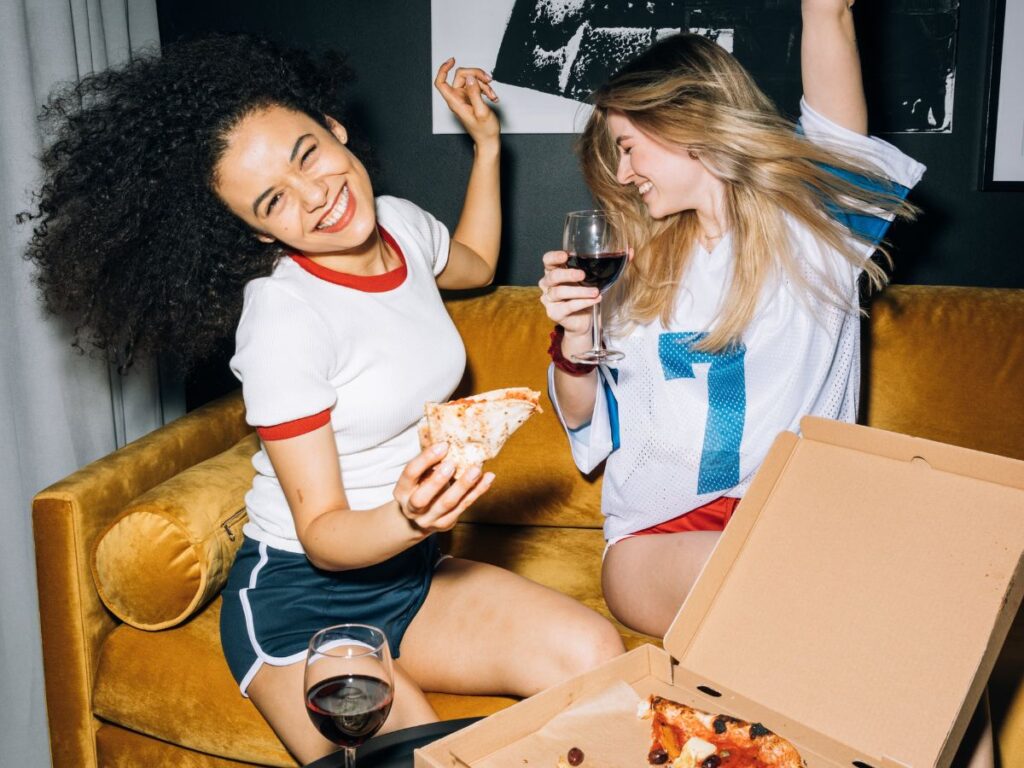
33, 284, 1024, 768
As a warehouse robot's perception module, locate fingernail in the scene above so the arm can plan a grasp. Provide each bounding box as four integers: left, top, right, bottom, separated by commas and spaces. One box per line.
483, 472, 496, 484
432, 443, 448, 455
464, 467, 482, 482
440, 461, 455, 476
466, 74, 477, 85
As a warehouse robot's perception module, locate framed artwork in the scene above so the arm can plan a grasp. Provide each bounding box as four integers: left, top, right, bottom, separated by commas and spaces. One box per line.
431, 0, 960, 135
982, 0, 1024, 189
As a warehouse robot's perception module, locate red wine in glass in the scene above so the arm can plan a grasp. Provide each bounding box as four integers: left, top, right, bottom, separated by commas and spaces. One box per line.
306, 673, 394, 748
305, 624, 394, 767
565, 250, 627, 293
563, 210, 627, 364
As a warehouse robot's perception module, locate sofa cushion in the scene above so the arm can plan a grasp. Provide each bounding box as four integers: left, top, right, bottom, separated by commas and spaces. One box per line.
92, 434, 258, 629
445, 287, 605, 529
441, 522, 656, 651
94, 602, 296, 766
96, 723, 264, 768
865, 285, 1024, 460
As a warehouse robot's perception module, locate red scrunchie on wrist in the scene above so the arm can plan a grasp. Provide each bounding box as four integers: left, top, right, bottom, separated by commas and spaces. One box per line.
548, 325, 597, 376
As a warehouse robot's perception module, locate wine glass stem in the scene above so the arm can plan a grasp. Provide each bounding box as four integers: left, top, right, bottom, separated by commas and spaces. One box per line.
343, 745, 357, 768
591, 302, 603, 354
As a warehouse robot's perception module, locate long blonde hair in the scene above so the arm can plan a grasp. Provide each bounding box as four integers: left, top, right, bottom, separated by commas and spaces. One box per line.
578, 33, 917, 351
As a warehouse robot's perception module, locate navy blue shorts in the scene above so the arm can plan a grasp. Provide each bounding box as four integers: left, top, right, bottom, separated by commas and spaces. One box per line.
220, 535, 440, 695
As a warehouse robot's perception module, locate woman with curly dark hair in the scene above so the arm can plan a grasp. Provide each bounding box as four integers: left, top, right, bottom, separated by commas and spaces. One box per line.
24, 36, 623, 762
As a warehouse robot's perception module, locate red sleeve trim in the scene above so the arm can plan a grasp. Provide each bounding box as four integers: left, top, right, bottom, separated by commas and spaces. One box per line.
256, 409, 331, 441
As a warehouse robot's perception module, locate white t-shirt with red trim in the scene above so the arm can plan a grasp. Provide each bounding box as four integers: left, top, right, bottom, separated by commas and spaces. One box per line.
230, 196, 466, 553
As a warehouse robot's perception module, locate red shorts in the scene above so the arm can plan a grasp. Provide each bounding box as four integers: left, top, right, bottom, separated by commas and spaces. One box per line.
631, 496, 741, 535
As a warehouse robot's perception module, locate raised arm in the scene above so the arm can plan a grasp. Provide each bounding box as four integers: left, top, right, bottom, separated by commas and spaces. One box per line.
801, 0, 867, 135
433, 58, 502, 289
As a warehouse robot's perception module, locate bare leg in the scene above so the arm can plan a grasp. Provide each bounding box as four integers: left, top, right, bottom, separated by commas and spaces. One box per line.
244, 558, 623, 760
398, 558, 625, 696
602, 531, 720, 637
246, 658, 437, 764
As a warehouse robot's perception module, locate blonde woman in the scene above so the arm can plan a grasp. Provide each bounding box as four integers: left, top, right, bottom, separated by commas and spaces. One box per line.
540, 0, 925, 637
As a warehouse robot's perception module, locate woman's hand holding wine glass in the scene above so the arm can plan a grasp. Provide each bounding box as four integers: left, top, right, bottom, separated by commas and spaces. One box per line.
540, 210, 628, 364
539, 249, 600, 336
305, 624, 395, 767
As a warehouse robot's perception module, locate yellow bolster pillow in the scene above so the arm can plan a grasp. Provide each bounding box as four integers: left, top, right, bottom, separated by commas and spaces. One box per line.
92, 433, 259, 630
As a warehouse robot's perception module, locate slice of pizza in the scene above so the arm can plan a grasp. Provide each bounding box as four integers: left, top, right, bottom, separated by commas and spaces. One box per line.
639, 696, 801, 768
418, 388, 542, 476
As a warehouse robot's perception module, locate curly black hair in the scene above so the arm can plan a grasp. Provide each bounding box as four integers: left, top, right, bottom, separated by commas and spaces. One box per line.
20, 35, 363, 370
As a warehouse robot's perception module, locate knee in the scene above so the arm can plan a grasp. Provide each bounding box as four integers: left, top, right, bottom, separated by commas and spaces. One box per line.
553, 615, 625, 680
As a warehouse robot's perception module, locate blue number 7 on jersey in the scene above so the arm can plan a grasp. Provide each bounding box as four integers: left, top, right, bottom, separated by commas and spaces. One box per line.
659, 332, 747, 495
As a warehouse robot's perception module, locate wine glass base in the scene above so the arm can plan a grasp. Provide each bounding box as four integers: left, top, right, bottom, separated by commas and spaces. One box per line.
571, 349, 624, 364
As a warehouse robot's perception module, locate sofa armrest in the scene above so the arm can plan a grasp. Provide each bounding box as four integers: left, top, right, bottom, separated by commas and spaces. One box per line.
32, 390, 250, 768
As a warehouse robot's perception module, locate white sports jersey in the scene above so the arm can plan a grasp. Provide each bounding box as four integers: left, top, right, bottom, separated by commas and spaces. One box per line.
550, 100, 926, 542
231, 196, 466, 553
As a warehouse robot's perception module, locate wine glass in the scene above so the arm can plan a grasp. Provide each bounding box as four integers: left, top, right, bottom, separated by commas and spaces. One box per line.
305, 624, 395, 767
563, 210, 627, 364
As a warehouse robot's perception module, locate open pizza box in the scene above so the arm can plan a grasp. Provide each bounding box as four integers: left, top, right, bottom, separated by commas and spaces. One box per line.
416, 417, 1024, 768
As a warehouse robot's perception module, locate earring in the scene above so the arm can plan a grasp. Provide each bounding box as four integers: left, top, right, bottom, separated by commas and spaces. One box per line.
688, 150, 699, 160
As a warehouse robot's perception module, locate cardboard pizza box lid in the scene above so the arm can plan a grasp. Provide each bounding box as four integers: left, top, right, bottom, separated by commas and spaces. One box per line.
663, 416, 1024, 768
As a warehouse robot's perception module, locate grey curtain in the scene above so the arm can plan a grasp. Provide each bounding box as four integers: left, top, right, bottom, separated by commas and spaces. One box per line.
0, 1, 173, 764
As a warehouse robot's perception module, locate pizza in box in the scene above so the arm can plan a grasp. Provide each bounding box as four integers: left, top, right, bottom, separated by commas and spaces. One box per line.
554, 696, 802, 768
639, 696, 801, 768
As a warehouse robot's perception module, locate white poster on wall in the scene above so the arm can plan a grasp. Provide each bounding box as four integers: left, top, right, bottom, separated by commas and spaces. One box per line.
990, 0, 1024, 183
431, 0, 595, 134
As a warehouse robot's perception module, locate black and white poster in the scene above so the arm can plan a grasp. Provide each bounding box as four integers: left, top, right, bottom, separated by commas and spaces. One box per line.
431, 0, 959, 135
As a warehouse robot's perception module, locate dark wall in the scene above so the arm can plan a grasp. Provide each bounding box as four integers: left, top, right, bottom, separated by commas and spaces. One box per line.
156, 0, 1024, 405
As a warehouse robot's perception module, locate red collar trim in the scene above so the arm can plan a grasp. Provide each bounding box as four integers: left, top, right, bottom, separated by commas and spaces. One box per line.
289, 226, 407, 292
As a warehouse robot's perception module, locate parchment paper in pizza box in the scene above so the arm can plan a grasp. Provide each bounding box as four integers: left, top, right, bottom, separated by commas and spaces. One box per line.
472, 681, 649, 768
414, 646, 674, 768
661, 416, 1024, 768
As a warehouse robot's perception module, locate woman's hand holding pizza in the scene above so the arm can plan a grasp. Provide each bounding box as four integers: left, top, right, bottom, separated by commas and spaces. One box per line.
393, 443, 494, 534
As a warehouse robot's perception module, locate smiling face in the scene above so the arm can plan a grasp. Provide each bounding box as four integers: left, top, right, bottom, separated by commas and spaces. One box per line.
214, 105, 377, 258
607, 110, 719, 221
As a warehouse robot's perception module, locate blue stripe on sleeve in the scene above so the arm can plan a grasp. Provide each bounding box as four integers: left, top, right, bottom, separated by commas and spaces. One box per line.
796, 125, 910, 247
818, 165, 910, 246
601, 367, 621, 452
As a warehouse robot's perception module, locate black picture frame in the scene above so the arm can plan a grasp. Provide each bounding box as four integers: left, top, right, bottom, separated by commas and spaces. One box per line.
981, 0, 1024, 190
